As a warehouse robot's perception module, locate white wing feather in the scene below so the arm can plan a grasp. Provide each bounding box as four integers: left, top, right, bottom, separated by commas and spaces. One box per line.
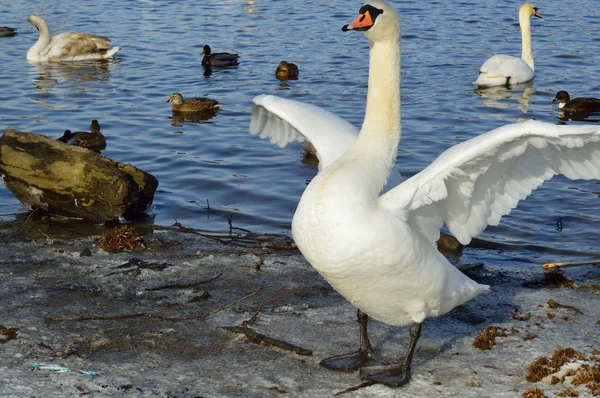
249, 94, 403, 189
379, 119, 600, 244
250, 94, 359, 171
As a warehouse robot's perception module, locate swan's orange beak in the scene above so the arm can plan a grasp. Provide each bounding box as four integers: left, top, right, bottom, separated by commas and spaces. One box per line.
342, 10, 374, 32
533, 7, 542, 18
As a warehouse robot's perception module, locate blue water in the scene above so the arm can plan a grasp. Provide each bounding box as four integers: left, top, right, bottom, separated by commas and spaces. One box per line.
0, 0, 599, 265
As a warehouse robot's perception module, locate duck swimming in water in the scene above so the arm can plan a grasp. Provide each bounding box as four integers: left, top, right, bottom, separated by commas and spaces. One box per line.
552, 90, 600, 113
275, 61, 299, 80
164, 93, 220, 113
200, 44, 239, 67
0, 26, 17, 37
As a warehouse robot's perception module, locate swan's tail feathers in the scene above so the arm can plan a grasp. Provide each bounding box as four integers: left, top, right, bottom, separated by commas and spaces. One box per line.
473, 72, 509, 87
440, 264, 490, 316
102, 46, 121, 59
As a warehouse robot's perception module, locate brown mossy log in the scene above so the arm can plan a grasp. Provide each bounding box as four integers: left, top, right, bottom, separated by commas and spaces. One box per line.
0, 130, 158, 223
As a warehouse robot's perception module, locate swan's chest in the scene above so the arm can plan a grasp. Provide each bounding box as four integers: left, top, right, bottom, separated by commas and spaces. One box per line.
291, 172, 405, 278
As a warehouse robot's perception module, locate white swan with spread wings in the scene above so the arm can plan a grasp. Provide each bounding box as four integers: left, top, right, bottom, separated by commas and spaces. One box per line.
250, 0, 600, 387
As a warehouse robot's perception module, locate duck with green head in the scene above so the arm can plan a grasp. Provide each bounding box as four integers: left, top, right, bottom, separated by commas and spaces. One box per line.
201, 44, 239, 67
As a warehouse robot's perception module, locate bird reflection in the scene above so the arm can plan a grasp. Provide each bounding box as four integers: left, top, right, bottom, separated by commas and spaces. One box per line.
300, 142, 319, 166
169, 109, 220, 125
557, 110, 600, 124
473, 83, 535, 115
29, 59, 119, 91
245, 0, 256, 13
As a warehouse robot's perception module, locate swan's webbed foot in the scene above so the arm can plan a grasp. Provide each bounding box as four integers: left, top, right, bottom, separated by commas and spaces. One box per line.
360, 363, 411, 387
320, 309, 385, 372
360, 322, 422, 388
320, 346, 384, 372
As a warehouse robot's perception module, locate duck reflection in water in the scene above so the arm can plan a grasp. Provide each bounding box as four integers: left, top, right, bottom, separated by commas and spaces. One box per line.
169, 110, 219, 125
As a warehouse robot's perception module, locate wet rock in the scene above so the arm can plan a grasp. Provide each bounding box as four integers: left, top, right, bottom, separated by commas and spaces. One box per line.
0, 130, 158, 223
188, 291, 211, 303
437, 232, 463, 253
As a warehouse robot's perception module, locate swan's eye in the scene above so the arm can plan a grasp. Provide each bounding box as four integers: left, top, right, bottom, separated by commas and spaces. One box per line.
358, 5, 383, 21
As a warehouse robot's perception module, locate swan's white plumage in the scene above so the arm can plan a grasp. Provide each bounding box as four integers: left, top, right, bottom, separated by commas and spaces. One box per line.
250, 94, 359, 171
475, 54, 534, 86
379, 120, 600, 245
474, 4, 540, 87
27, 15, 120, 63
249, 0, 599, 329
250, 94, 403, 189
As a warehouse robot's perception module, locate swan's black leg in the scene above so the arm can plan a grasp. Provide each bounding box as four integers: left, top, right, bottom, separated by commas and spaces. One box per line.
359, 322, 422, 387
320, 309, 385, 372
505, 76, 511, 88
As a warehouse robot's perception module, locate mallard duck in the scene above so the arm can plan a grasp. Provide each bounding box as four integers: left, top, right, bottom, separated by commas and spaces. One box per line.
0, 26, 17, 37
201, 44, 239, 67
474, 4, 542, 87
165, 93, 220, 113
275, 61, 299, 80
63, 120, 106, 151
551, 90, 600, 113
249, 0, 600, 387
56, 130, 76, 144
27, 14, 120, 63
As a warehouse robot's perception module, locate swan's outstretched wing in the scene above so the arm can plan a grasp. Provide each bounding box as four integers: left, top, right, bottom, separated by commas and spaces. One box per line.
249, 94, 359, 170
379, 119, 600, 244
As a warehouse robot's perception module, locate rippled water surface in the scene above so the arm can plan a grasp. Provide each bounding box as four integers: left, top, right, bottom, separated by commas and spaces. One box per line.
0, 0, 599, 265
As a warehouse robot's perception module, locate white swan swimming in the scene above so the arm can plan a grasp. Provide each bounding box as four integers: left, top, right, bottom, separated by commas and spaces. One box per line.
250, 0, 600, 387
474, 3, 541, 87
27, 15, 121, 63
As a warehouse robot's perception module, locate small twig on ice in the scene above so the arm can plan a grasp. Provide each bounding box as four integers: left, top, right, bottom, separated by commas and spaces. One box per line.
542, 259, 600, 269
45, 287, 263, 323
243, 273, 296, 326
334, 381, 377, 396
146, 273, 222, 291
157, 221, 297, 252
6, 209, 37, 238
224, 326, 312, 356
37, 229, 51, 239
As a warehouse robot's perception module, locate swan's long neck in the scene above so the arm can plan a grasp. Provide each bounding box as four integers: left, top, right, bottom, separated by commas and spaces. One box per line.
350, 34, 401, 196
519, 13, 534, 70
27, 18, 50, 61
